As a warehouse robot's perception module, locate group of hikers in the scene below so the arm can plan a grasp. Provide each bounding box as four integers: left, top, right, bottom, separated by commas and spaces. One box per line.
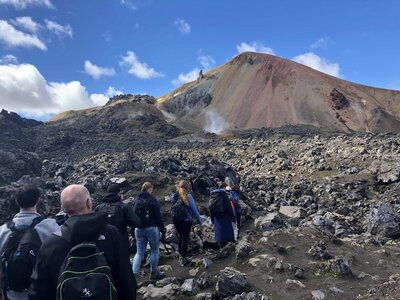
0, 178, 241, 300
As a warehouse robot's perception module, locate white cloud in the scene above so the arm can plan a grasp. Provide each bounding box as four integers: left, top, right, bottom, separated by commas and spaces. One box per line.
174, 18, 191, 35
311, 37, 331, 49
84, 60, 116, 80
0, 63, 114, 116
236, 42, 275, 55
120, 51, 164, 79
0, 20, 46, 50
292, 52, 341, 78
121, 0, 136, 10
198, 55, 215, 69
0, 54, 18, 64
90, 86, 124, 106
120, 0, 154, 10
172, 68, 201, 85
47, 81, 91, 111
105, 86, 123, 97
172, 53, 215, 86
45, 19, 73, 39
89, 94, 109, 106
0, 0, 53, 9
11, 16, 40, 33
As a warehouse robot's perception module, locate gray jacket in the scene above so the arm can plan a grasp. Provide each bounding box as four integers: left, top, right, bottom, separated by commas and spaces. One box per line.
0, 211, 59, 300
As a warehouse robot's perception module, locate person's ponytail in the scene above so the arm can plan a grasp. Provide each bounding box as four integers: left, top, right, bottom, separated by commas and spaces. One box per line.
178, 180, 190, 206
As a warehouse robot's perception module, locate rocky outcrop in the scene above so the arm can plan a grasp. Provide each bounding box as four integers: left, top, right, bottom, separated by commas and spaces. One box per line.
0, 150, 41, 186
329, 89, 350, 110
366, 204, 400, 238
106, 94, 156, 106
160, 90, 212, 118
216, 267, 247, 297
0, 109, 42, 127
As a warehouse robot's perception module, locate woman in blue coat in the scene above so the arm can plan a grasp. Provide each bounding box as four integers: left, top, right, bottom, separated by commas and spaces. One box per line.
171, 180, 202, 266
210, 185, 236, 248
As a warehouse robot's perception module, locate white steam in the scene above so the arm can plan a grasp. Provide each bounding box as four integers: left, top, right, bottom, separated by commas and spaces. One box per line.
203, 109, 230, 134
129, 110, 144, 119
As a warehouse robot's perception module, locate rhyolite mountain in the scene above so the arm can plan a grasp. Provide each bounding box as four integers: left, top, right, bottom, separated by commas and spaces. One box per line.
158, 52, 400, 133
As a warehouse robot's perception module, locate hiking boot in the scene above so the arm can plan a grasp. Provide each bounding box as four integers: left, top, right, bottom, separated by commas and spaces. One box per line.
150, 270, 165, 280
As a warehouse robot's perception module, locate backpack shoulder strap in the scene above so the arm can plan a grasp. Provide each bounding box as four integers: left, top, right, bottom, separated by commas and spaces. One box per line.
30, 216, 43, 228
7, 221, 16, 232
22, 217, 43, 246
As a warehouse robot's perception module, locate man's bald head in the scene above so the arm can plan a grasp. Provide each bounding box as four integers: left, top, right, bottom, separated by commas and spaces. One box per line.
61, 184, 92, 216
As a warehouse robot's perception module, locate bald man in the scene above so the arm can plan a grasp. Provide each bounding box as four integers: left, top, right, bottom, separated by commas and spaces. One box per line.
29, 185, 137, 300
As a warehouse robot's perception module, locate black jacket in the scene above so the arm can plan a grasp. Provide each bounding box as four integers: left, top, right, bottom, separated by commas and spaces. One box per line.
96, 193, 140, 249
135, 192, 165, 233
28, 212, 137, 300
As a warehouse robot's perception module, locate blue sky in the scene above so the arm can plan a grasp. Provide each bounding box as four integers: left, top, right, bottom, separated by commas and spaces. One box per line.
0, 0, 399, 120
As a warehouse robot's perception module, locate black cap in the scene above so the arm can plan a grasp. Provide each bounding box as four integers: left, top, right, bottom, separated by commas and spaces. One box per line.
107, 183, 121, 194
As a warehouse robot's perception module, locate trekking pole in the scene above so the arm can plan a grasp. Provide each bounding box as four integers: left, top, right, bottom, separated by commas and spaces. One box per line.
161, 241, 175, 255
162, 241, 170, 255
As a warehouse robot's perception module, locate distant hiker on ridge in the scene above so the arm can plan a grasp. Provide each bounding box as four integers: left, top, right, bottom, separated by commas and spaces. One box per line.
198, 69, 204, 81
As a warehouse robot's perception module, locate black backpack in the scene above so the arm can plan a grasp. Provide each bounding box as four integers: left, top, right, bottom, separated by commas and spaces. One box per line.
132, 195, 150, 225
1, 216, 42, 292
171, 196, 188, 222
96, 202, 124, 231
209, 190, 227, 218
56, 242, 117, 300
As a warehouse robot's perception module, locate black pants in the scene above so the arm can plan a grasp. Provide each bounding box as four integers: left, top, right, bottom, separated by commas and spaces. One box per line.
236, 211, 241, 228
174, 220, 192, 257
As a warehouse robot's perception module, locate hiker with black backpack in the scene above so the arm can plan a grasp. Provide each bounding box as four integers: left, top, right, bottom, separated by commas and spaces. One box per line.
0, 184, 59, 300
131, 182, 166, 280
225, 185, 241, 240
95, 184, 140, 255
209, 182, 236, 248
171, 180, 202, 266
29, 184, 137, 300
